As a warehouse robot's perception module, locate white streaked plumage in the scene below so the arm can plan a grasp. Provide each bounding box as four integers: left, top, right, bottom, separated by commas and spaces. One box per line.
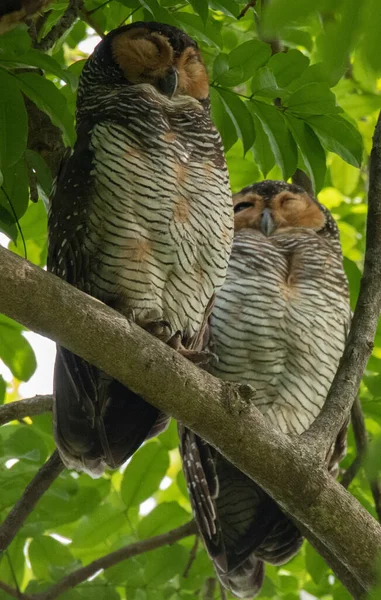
210, 227, 350, 434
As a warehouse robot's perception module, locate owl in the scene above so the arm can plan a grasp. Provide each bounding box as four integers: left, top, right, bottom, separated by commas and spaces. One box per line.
48, 22, 233, 477
179, 180, 350, 597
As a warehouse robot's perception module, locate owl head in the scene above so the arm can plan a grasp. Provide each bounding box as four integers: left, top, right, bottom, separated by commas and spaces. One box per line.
233, 180, 338, 237
80, 22, 209, 102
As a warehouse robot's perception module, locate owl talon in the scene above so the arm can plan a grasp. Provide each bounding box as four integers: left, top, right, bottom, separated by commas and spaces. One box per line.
142, 319, 172, 342
125, 308, 136, 322
179, 348, 218, 367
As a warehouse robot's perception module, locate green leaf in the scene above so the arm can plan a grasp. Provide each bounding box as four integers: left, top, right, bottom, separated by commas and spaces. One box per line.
0, 315, 36, 381
159, 419, 179, 450
24, 149, 53, 196
285, 114, 326, 193
8, 199, 48, 267
212, 53, 229, 81
189, 0, 209, 24
121, 441, 170, 508
316, 0, 362, 86
0, 158, 30, 234
252, 101, 297, 180
216, 40, 271, 86
330, 154, 360, 196
210, 87, 238, 152
217, 89, 255, 154
143, 544, 189, 587
139, 0, 177, 25
360, 0, 381, 74
227, 154, 261, 192
210, 0, 239, 18
72, 504, 130, 548
175, 14, 223, 48
138, 502, 190, 539
267, 49, 309, 88
2, 427, 48, 463
251, 67, 283, 99
306, 114, 363, 168
0, 49, 75, 87
0, 26, 31, 56
0, 69, 28, 169
14, 72, 75, 146
29, 536, 81, 582
262, 0, 328, 35
252, 114, 275, 177
0, 536, 25, 587
286, 83, 340, 116
305, 543, 329, 584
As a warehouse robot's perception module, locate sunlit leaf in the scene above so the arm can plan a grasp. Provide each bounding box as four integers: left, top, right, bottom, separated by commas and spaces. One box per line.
0, 314, 36, 381
252, 101, 297, 180
121, 441, 170, 508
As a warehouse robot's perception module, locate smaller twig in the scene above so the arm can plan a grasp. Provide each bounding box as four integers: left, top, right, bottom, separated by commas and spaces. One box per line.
0, 580, 30, 600
36, 521, 197, 600
0, 396, 52, 427
340, 398, 381, 521
0, 451, 64, 552
237, 0, 256, 20
183, 535, 199, 577
35, 0, 84, 52
202, 578, 217, 600
87, 0, 112, 14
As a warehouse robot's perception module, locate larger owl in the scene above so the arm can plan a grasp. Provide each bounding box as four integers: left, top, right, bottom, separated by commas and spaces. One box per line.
180, 180, 350, 597
48, 22, 233, 477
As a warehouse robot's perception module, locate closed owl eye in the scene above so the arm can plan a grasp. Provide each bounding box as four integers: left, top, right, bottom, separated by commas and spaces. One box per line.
234, 202, 253, 213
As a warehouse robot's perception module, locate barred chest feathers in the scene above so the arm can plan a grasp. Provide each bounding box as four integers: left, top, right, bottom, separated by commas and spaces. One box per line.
81, 85, 232, 340
210, 228, 350, 435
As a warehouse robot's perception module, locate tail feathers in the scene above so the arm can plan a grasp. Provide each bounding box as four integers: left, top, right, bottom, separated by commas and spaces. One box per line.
256, 513, 303, 565
217, 555, 265, 599
54, 347, 169, 477
179, 426, 303, 599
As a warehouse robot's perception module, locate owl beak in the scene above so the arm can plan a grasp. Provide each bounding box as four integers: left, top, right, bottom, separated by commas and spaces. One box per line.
158, 67, 178, 98
260, 208, 275, 236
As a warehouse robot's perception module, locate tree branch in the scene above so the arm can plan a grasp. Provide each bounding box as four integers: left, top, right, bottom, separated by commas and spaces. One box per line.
0, 395, 52, 427
35, 0, 84, 52
35, 521, 196, 600
0, 245, 380, 595
0, 451, 64, 552
0, 521, 196, 600
305, 111, 381, 454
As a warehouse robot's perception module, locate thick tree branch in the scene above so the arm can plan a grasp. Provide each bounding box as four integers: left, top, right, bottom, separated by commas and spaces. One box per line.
0, 246, 380, 595
0, 395, 52, 427
0, 451, 64, 552
305, 112, 381, 454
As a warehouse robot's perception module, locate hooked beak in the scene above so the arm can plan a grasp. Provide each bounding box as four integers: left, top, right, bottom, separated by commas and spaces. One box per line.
158, 67, 178, 98
260, 208, 275, 236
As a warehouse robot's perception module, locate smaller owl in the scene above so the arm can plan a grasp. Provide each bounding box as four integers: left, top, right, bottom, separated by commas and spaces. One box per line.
179, 180, 350, 598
